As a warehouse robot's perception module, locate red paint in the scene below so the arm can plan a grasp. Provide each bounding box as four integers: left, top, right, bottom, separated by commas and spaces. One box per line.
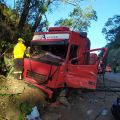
24, 27, 107, 98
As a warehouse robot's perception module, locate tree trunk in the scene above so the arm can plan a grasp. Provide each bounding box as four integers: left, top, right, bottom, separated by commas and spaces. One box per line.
18, 0, 31, 31
32, 0, 51, 32
32, 14, 42, 32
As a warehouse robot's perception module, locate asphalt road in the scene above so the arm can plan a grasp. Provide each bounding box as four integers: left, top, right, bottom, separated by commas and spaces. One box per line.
105, 72, 120, 82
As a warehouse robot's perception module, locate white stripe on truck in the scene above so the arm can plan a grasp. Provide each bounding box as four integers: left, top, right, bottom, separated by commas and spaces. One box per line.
32, 33, 69, 40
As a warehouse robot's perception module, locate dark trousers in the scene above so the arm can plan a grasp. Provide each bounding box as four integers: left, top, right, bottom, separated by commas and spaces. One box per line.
13, 58, 24, 79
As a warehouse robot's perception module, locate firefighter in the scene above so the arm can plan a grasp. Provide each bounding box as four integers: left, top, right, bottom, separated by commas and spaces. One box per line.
13, 38, 26, 80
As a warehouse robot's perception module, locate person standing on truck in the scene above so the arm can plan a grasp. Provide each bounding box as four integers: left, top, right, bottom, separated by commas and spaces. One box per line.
13, 38, 26, 80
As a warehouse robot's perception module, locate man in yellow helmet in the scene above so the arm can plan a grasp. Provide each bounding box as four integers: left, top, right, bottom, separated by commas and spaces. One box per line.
13, 38, 26, 80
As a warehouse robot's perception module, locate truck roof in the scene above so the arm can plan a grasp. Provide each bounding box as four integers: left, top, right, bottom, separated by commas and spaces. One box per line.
31, 27, 70, 45
31, 27, 90, 46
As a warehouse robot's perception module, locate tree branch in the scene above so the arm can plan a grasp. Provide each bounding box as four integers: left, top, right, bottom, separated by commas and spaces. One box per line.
32, 0, 52, 32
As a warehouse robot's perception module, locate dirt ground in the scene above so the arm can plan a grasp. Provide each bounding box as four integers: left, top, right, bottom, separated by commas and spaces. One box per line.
41, 76, 120, 120
0, 75, 46, 120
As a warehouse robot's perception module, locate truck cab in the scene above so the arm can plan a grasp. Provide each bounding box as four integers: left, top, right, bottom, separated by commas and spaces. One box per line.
24, 27, 107, 97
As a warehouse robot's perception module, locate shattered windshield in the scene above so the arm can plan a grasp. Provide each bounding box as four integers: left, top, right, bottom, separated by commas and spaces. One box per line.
30, 44, 68, 65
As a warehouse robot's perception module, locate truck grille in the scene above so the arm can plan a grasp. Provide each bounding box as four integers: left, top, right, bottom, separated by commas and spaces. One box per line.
26, 70, 47, 84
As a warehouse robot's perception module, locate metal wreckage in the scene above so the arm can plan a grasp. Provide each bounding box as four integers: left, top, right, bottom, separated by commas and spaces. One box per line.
23, 27, 107, 99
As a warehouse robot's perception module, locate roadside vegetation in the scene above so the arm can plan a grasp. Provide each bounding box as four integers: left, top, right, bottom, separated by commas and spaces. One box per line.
102, 15, 120, 72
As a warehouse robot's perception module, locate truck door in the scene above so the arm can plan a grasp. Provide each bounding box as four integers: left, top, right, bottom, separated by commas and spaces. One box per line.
65, 45, 98, 89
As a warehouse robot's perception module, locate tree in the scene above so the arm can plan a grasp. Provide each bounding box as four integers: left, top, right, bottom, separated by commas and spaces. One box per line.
0, 0, 97, 74
102, 15, 120, 42
0, 0, 5, 4
55, 6, 97, 32
0, 3, 19, 43
17, 0, 31, 31
0, 3, 18, 74
102, 15, 120, 69
15, 0, 94, 32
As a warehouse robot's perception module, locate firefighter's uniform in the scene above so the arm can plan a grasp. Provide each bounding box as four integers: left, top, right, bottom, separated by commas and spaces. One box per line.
13, 38, 26, 79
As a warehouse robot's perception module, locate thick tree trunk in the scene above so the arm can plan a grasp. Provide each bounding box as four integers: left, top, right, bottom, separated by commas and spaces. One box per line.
18, 0, 31, 31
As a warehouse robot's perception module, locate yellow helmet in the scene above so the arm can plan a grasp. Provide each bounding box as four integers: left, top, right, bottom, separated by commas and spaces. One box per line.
18, 38, 24, 42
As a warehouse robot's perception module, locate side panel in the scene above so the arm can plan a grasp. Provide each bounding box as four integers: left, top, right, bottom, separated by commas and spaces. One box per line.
65, 64, 98, 89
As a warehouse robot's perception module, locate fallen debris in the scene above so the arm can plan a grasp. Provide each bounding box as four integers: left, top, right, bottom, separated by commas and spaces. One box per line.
0, 75, 46, 120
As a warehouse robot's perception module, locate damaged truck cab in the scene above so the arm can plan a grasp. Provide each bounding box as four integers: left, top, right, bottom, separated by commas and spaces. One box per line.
24, 27, 107, 98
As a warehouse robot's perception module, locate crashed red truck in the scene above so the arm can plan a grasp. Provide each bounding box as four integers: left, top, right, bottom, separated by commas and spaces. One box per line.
23, 27, 107, 98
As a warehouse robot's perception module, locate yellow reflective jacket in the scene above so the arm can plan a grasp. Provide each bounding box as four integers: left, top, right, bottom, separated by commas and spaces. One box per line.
13, 42, 26, 59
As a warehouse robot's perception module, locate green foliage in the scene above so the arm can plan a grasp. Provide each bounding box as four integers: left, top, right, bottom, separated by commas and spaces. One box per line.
102, 15, 120, 50
18, 112, 24, 120
20, 102, 32, 114
15, 0, 96, 32
16, 0, 49, 31
55, 6, 97, 32
0, 0, 96, 74
20, 102, 32, 120
0, 2, 32, 74
55, 18, 73, 28
39, 5, 48, 14
0, 3, 18, 74
102, 15, 120, 42
0, 5, 15, 41
102, 15, 120, 70
18, 102, 32, 120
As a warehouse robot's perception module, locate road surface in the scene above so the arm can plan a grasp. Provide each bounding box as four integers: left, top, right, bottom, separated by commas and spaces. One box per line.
41, 72, 120, 120
105, 72, 120, 82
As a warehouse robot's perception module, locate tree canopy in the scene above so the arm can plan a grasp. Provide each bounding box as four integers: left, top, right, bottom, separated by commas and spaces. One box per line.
0, 0, 97, 74
55, 6, 97, 32
0, 0, 97, 41
102, 15, 120, 43
16, 0, 97, 32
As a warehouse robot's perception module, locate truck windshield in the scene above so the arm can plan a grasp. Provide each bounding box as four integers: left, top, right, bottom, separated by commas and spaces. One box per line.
30, 44, 68, 65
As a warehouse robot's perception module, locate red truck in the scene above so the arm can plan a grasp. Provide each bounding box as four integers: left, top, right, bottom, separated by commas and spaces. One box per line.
23, 27, 107, 98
